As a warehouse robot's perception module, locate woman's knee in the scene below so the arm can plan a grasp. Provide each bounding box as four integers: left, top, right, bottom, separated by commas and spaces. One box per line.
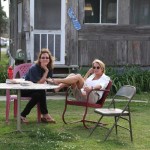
67, 73, 76, 77
32, 90, 46, 99
76, 74, 82, 78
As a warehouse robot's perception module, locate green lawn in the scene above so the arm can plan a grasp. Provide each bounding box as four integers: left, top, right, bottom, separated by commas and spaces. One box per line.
0, 93, 149, 150
0, 52, 150, 149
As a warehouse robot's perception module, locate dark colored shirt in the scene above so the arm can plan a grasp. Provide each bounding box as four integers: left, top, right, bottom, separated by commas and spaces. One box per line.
24, 64, 53, 83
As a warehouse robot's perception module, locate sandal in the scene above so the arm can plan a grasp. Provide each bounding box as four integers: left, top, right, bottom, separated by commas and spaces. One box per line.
21, 116, 29, 124
41, 117, 56, 124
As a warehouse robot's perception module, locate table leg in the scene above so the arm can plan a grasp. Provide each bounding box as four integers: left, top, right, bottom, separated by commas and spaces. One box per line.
17, 89, 21, 131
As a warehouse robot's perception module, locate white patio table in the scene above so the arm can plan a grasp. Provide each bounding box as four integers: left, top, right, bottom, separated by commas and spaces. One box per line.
0, 79, 59, 132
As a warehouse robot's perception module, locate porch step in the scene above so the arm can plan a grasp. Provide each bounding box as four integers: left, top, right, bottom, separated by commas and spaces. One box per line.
53, 64, 79, 78
53, 74, 68, 78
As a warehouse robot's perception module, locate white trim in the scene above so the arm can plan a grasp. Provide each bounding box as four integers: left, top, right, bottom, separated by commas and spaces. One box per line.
47, 34, 48, 49
33, 30, 62, 34
30, 0, 34, 62
60, 0, 66, 65
116, 0, 118, 24
100, 0, 102, 24
29, 0, 65, 64
54, 35, 56, 57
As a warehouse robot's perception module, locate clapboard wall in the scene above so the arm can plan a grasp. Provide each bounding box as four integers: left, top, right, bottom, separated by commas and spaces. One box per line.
66, 0, 150, 67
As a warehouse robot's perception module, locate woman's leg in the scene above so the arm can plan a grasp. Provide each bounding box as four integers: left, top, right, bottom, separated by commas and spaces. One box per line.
21, 90, 55, 123
36, 90, 55, 122
38, 90, 48, 115
21, 90, 41, 117
50, 74, 84, 89
54, 73, 77, 92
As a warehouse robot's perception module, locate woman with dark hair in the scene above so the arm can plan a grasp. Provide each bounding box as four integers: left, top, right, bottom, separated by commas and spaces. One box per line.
21, 48, 55, 123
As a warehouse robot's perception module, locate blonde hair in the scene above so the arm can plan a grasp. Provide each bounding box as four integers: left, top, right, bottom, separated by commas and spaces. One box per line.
92, 59, 105, 73
35, 48, 55, 70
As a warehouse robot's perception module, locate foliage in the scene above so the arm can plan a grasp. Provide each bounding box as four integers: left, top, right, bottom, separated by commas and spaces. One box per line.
0, 52, 9, 95
0, 5, 7, 33
0, 52, 8, 82
106, 66, 150, 94
79, 66, 150, 94
0, 96, 150, 150
0, 51, 150, 95
0, 64, 7, 82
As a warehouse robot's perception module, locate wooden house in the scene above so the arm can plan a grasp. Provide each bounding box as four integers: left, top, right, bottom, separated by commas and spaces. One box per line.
9, 0, 150, 68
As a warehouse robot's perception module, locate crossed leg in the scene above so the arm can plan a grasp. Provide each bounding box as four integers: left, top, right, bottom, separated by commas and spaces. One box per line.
47, 74, 85, 92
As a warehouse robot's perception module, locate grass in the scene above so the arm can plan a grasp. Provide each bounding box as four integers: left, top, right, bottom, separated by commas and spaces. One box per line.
0, 51, 9, 65
0, 93, 150, 150
0, 49, 150, 149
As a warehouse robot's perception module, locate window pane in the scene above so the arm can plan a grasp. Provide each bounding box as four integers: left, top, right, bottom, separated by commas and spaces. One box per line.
48, 34, 54, 56
101, 0, 117, 23
41, 34, 47, 48
84, 0, 100, 23
34, 34, 40, 60
34, 0, 61, 30
55, 35, 61, 61
131, 0, 150, 25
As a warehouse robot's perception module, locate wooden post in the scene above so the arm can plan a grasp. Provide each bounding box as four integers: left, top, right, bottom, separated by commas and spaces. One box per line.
14, 0, 18, 56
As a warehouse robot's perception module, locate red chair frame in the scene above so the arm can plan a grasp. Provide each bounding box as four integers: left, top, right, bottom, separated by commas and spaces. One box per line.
62, 80, 112, 128
6, 63, 41, 123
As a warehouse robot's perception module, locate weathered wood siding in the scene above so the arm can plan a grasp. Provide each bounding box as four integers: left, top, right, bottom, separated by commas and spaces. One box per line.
78, 25, 150, 66
9, 0, 150, 67
9, 0, 18, 59
65, 0, 79, 65
65, 0, 150, 67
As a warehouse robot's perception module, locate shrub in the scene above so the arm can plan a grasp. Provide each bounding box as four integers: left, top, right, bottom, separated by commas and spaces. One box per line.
0, 64, 7, 83
0, 64, 8, 95
79, 66, 150, 94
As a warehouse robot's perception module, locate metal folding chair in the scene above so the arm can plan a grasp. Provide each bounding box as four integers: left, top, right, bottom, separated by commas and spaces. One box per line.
89, 85, 136, 141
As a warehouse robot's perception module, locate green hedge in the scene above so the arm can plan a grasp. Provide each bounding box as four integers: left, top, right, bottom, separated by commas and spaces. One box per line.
79, 66, 150, 94
0, 65, 8, 95
0, 65, 150, 95
0, 65, 7, 83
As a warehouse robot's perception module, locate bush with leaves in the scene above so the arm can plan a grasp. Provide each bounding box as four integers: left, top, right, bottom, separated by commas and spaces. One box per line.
0, 65, 7, 82
0, 65, 7, 95
79, 66, 150, 94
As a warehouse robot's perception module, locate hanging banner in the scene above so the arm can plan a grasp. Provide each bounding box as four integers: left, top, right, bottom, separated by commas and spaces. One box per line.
68, 7, 81, 30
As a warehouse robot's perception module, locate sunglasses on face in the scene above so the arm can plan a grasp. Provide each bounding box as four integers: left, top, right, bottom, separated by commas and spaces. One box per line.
93, 66, 100, 70
41, 57, 49, 59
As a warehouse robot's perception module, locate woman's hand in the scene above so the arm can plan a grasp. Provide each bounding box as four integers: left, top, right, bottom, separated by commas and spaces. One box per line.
83, 85, 92, 93
88, 68, 94, 74
84, 68, 94, 80
38, 64, 49, 84
41, 64, 49, 72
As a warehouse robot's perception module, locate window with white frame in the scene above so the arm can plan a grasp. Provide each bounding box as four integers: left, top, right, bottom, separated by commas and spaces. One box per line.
84, 0, 118, 24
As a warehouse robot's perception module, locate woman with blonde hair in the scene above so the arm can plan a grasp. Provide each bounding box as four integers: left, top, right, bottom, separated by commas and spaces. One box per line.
47, 59, 110, 104
21, 48, 55, 123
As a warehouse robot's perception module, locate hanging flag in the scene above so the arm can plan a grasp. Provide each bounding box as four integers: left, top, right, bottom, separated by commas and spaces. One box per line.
68, 7, 81, 30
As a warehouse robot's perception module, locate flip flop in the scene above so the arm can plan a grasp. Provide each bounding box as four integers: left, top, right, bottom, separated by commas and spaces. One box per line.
21, 116, 29, 124
41, 117, 56, 123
